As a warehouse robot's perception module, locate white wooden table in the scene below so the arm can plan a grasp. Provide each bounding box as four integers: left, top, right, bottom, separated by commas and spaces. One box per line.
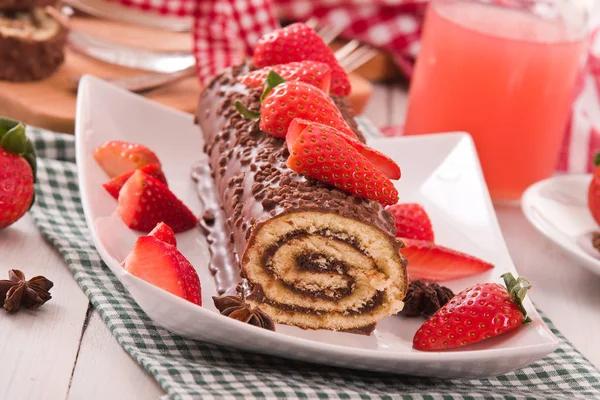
1, 86, 599, 399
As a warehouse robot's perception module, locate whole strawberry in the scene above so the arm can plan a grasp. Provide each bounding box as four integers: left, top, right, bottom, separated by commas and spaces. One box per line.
588, 152, 600, 225
253, 23, 351, 96
0, 118, 36, 229
413, 273, 532, 351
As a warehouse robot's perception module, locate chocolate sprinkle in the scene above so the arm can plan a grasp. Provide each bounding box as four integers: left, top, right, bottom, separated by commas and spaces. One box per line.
202, 210, 216, 226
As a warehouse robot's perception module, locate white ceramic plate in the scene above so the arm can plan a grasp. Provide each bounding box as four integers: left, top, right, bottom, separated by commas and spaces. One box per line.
75, 76, 558, 379
522, 175, 600, 276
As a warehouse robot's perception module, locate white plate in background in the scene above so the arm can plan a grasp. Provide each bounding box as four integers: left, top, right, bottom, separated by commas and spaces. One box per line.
522, 175, 600, 276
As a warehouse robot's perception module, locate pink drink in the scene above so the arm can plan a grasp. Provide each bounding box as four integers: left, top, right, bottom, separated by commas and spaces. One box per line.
404, 1, 586, 202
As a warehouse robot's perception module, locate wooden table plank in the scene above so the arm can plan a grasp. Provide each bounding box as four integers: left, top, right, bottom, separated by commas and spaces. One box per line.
0, 215, 90, 400
68, 311, 165, 399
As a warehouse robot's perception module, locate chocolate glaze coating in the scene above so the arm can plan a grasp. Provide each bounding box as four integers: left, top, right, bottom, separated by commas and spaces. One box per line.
196, 63, 398, 265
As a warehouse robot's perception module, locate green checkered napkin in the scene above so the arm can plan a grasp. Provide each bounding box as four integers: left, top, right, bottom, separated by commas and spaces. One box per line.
27, 128, 600, 400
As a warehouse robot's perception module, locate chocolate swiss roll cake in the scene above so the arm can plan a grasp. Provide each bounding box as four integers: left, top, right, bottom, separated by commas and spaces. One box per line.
197, 63, 408, 333
0, 7, 67, 82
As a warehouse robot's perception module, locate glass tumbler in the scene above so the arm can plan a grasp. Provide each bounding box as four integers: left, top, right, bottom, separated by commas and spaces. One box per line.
404, 0, 588, 202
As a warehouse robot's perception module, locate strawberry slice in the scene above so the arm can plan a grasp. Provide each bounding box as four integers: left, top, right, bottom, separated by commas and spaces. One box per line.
286, 121, 399, 206
399, 239, 494, 282
149, 222, 177, 247
288, 119, 400, 180
102, 163, 167, 199
254, 23, 351, 96
123, 235, 201, 305
117, 170, 198, 233
387, 203, 434, 241
94, 140, 161, 178
413, 273, 531, 351
239, 61, 331, 93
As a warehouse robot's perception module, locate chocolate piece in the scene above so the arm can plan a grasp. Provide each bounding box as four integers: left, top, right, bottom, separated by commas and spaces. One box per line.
202, 210, 216, 225
400, 281, 454, 318
196, 62, 407, 333
0, 8, 67, 82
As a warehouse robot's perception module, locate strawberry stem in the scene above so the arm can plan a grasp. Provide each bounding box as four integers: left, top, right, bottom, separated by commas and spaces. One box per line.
260, 71, 286, 102
594, 152, 600, 167
501, 273, 532, 324
235, 101, 261, 119
1, 120, 27, 155
0, 116, 37, 186
0, 117, 20, 139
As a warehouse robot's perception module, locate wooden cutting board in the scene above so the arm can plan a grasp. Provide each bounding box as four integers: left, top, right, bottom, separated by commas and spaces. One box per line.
0, 16, 372, 134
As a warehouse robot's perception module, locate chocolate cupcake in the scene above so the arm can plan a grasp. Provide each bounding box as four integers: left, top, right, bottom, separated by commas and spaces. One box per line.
0, 7, 67, 82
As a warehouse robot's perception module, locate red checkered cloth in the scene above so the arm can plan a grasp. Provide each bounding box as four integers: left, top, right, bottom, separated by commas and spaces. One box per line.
106, 0, 599, 174
275, 0, 426, 77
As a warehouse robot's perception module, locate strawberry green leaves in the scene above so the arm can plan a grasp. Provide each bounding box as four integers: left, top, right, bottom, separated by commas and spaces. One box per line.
501, 273, 532, 324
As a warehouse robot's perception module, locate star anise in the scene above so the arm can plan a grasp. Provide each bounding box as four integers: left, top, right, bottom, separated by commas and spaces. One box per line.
399, 280, 454, 318
213, 294, 275, 331
0, 269, 53, 313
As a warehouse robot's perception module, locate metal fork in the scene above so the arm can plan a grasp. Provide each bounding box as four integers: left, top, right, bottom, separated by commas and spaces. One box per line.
69, 20, 378, 93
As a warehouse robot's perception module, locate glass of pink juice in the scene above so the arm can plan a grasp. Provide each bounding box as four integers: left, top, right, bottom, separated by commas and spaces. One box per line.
404, 0, 587, 202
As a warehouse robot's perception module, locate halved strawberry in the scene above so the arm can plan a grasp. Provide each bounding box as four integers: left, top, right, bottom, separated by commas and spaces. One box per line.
239, 61, 331, 93
238, 80, 357, 140
254, 23, 351, 96
123, 235, 201, 305
94, 140, 161, 178
286, 121, 398, 206
399, 239, 494, 282
149, 222, 177, 247
387, 203, 434, 241
117, 170, 198, 233
288, 119, 400, 180
102, 163, 167, 199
